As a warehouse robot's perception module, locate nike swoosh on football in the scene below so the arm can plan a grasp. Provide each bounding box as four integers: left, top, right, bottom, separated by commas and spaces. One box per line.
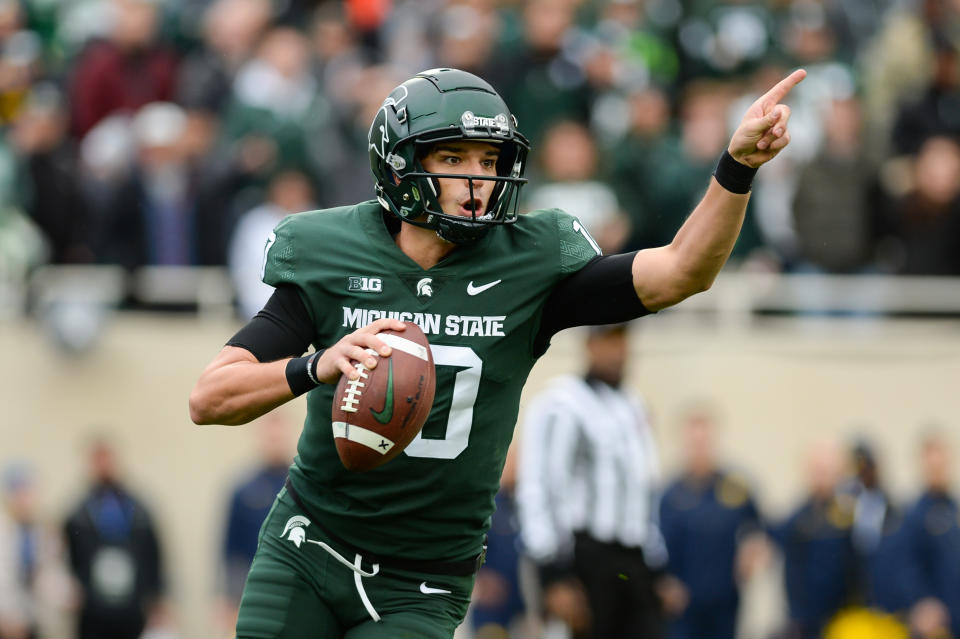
466, 279, 502, 295
419, 582, 452, 595
369, 358, 394, 424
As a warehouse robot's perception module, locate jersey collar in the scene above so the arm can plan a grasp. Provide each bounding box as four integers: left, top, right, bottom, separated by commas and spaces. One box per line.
357, 200, 495, 273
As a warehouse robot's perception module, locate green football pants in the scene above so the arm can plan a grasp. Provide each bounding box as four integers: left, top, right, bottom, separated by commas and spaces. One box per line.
235, 487, 474, 639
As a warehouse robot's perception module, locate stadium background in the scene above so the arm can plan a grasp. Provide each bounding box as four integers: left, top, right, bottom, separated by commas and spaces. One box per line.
1, 0, 959, 637
4, 305, 959, 637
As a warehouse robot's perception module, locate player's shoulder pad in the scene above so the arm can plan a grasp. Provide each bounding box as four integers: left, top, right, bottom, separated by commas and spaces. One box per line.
521, 208, 602, 272
510, 207, 566, 240
520, 208, 580, 232
273, 205, 360, 236
263, 206, 360, 286
520, 206, 566, 221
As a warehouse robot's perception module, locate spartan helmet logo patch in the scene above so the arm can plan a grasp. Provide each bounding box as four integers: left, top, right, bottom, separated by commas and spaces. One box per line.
280, 515, 310, 548
416, 277, 433, 297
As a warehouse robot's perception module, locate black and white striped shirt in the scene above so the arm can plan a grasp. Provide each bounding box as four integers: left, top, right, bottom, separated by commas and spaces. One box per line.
517, 375, 666, 567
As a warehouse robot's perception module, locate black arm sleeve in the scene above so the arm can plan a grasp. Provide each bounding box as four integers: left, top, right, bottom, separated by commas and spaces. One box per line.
227, 285, 317, 362
533, 251, 651, 355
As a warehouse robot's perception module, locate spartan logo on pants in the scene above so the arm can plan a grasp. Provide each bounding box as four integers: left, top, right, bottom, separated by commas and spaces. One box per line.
280, 515, 311, 548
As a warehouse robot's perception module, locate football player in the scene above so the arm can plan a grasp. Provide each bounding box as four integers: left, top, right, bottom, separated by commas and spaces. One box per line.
189, 67, 804, 638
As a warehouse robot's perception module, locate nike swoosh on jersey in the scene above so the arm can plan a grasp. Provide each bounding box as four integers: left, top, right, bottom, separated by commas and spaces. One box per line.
466, 279, 502, 295
369, 358, 394, 424
419, 582, 452, 595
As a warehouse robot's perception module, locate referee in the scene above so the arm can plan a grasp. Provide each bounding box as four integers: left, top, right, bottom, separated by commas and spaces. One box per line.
517, 323, 667, 639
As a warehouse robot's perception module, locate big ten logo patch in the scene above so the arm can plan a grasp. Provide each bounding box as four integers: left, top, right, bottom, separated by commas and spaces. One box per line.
348, 276, 383, 293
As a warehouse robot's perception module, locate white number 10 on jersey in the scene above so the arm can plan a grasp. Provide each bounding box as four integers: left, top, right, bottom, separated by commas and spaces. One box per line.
403, 345, 481, 460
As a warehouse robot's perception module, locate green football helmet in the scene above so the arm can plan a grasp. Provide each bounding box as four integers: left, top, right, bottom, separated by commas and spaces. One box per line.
369, 68, 530, 244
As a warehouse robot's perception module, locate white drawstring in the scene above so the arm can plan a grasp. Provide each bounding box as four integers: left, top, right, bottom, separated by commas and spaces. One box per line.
353, 553, 381, 622
305, 539, 380, 577
304, 539, 381, 622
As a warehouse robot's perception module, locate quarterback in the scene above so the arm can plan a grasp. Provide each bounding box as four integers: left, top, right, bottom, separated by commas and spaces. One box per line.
190, 67, 804, 638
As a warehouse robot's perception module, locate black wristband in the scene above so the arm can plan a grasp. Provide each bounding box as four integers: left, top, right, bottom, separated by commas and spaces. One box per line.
285, 350, 325, 397
713, 150, 758, 194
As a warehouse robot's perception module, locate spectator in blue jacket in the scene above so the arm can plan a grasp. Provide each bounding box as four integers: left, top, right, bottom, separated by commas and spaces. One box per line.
770, 439, 858, 639
900, 430, 960, 639
660, 405, 764, 639
215, 413, 294, 632
63, 438, 171, 639
837, 440, 907, 614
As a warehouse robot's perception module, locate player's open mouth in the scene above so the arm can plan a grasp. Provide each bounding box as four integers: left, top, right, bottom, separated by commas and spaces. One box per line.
458, 198, 485, 217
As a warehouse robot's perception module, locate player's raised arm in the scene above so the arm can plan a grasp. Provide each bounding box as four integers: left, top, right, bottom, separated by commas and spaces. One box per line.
188, 317, 404, 426
631, 69, 806, 311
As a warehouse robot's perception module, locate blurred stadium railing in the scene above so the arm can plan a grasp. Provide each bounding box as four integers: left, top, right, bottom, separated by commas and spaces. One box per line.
11, 267, 960, 327
20, 265, 234, 314
680, 273, 960, 317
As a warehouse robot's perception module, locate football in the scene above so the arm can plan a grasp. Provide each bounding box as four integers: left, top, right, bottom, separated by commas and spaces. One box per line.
331, 322, 436, 471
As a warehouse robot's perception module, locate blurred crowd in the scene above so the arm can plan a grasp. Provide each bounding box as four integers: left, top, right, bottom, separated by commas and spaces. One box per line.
475, 406, 960, 639
0, 415, 297, 639
1, 0, 960, 313
2, 393, 957, 639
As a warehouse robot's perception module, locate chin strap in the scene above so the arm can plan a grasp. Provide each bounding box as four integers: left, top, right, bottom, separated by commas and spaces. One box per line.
435, 216, 491, 244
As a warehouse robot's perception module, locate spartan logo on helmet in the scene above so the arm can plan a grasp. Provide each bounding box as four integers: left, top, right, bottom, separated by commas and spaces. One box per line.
280, 515, 311, 548
416, 277, 433, 297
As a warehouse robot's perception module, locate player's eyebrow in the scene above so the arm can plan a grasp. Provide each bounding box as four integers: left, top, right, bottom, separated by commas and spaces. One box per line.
432, 144, 500, 156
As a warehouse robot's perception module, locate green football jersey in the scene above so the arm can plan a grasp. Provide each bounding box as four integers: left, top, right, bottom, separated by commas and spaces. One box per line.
262, 201, 601, 562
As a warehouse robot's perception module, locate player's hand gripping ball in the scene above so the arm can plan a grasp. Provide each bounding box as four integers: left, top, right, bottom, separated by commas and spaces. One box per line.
331, 322, 436, 471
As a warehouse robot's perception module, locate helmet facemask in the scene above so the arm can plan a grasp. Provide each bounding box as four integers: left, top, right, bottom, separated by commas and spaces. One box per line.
386, 139, 528, 244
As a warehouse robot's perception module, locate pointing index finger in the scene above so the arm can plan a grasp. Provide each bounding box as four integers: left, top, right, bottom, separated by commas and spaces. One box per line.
761, 68, 807, 106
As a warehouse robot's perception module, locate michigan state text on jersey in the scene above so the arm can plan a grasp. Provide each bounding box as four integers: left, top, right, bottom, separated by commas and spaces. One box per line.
190, 67, 805, 638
